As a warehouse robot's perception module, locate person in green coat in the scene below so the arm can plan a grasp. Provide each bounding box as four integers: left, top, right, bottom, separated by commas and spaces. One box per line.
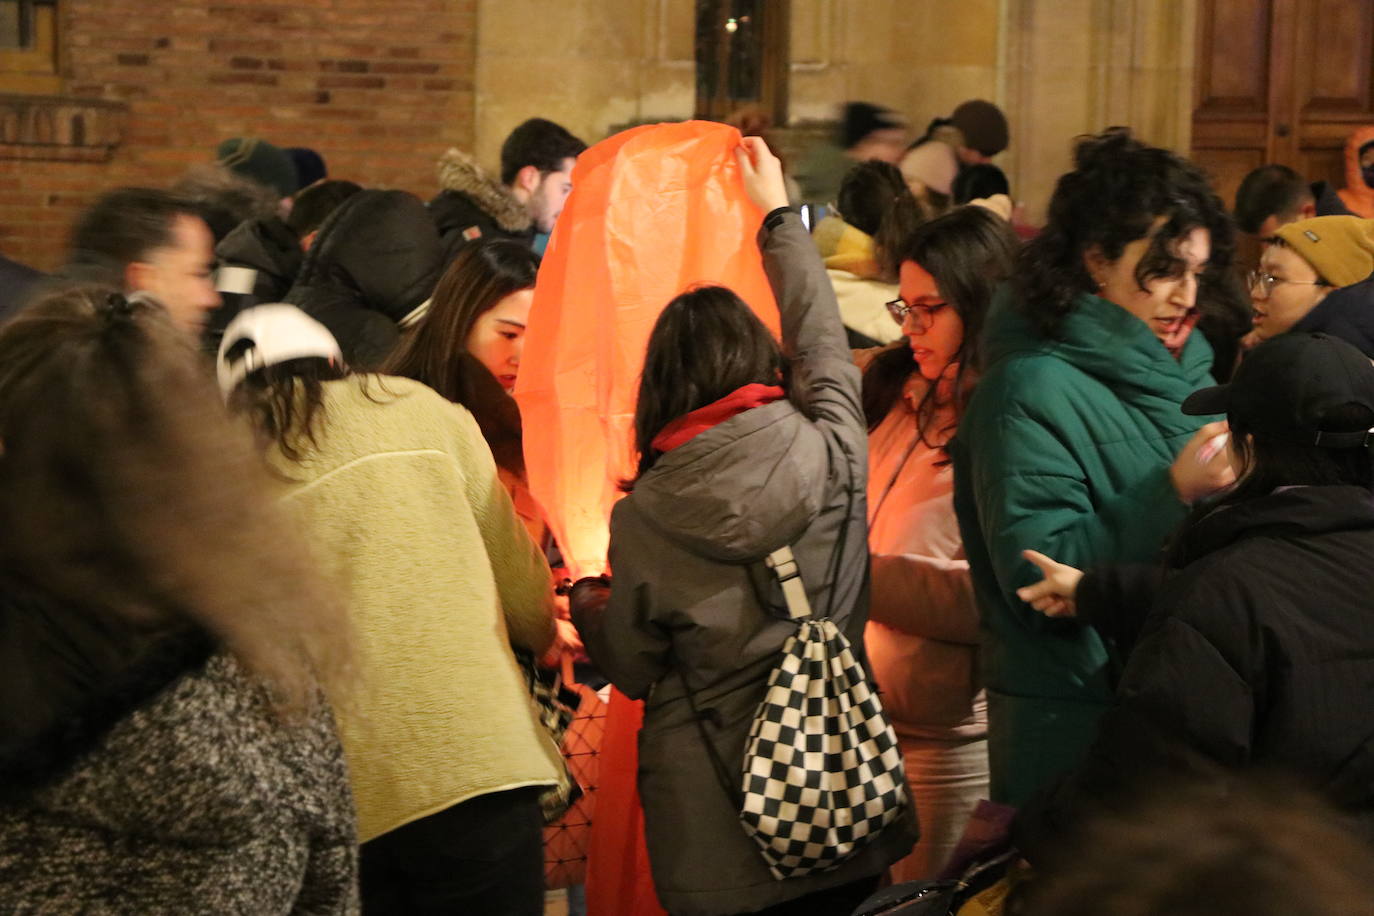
952, 129, 1239, 806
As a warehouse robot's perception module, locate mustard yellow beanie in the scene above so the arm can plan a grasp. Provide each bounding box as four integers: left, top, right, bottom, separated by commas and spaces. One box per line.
1274, 215, 1374, 288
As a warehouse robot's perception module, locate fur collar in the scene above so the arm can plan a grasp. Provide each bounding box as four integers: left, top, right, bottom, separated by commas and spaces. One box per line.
435, 148, 532, 233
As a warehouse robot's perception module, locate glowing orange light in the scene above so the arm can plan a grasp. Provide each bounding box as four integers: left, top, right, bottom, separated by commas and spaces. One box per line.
515, 121, 781, 579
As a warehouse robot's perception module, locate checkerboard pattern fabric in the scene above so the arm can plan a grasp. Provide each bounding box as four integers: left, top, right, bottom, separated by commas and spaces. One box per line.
739, 616, 909, 879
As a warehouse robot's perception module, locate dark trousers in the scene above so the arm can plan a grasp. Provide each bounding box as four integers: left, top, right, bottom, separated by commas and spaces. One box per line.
360, 786, 545, 915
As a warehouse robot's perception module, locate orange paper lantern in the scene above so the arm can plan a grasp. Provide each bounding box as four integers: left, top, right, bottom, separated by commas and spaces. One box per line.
515, 120, 780, 579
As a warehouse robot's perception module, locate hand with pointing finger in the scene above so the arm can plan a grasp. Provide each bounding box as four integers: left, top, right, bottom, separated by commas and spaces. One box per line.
1015, 549, 1085, 618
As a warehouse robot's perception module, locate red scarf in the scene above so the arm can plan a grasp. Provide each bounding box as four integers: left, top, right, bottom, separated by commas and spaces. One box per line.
651, 384, 785, 453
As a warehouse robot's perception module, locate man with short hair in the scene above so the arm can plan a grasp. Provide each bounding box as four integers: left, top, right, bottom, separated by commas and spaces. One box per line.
58, 188, 220, 333
430, 118, 587, 261
1234, 164, 1318, 238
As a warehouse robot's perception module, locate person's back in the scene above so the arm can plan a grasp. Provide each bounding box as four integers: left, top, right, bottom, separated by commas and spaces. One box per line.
0, 288, 357, 913
260, 375, 562, 843
0, 639, 356, 913
284, 189, 444, 368
571, 140, 917, 916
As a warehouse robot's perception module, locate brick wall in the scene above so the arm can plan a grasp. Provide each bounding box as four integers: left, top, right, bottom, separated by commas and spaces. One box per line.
1, 0, 477, 270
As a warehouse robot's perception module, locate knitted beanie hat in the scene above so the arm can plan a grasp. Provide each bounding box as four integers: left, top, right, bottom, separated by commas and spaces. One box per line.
215, 137, 298, 198
286, 147, 327, 190
1274, 215, 1374, 289
949, 100, 1009, 157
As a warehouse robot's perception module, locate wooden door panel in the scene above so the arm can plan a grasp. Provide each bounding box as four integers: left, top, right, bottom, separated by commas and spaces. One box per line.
1195, 0, 1273, 117
1194, 0, 1374, 210
1299, 146, 1348, 190
1192, 148, 1265, 209
1294, 0, 1374, 115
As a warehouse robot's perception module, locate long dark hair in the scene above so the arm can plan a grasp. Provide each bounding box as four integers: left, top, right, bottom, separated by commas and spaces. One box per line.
226, 356, 351, 463
0, 287, 352, 717
1018, 128, 1234, 339
383, 239, 538, 474
628, 286, 787, 484
861, 206, 1019, 444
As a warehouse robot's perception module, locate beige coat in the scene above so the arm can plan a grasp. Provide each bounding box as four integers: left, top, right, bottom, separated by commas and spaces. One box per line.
271, 376, 561, 842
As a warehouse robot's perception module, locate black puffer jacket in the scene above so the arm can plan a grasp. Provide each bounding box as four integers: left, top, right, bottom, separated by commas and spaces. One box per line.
216, 216, 304, 305
0, 583, 358, 913
428, 148, 533, 263
1017, 486, 1374, 861
1293, 276, 1374, 357
285, 190, 443, 368
206, 216, 305, 347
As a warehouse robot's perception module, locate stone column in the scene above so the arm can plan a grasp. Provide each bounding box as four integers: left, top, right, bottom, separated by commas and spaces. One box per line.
999, 0, 1197, 223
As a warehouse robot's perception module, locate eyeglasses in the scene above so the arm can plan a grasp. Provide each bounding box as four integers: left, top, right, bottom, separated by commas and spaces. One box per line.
886, 296, 949, 330
1247, 270, 1327, 298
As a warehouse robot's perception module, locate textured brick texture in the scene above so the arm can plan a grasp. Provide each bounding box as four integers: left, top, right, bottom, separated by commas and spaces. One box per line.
1, 0, 477, 270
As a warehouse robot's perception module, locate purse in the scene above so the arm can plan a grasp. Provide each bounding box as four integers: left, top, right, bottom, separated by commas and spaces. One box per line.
513, 646, 584, 824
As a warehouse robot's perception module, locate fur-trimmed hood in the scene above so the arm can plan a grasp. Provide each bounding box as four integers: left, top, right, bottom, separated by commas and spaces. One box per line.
435, 148, 531, 234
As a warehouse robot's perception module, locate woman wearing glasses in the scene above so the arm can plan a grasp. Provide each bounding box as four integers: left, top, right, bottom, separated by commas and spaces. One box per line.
950, 129, 1238, 808
1249, 215, 1374, 355
857, 204, 1017, 879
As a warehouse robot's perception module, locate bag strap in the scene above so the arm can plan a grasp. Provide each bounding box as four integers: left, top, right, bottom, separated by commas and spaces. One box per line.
673, 460, 861, 809
765, 545, 812, 621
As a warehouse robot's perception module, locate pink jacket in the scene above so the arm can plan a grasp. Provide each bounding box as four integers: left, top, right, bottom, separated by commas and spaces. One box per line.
863, 357, 986, 740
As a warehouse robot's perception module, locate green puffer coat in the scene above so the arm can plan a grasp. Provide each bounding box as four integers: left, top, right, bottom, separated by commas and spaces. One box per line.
951, 290, 1215, 806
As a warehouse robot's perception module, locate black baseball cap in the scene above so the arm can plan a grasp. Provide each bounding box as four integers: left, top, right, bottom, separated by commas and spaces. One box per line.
1182, 332, 1374, 447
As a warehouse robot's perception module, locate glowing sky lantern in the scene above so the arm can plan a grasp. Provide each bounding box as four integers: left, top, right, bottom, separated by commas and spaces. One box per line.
515, 120, 780, 579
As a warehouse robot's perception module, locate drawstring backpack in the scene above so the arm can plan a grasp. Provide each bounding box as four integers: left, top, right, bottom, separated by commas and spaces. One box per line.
681, 532, 910, 880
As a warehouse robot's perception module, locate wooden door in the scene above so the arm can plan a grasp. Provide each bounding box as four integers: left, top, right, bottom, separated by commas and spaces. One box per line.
1192, 0, 1374, 211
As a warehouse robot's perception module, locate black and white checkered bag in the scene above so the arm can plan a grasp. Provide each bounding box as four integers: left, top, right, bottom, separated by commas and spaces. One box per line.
738, 546, 909, 879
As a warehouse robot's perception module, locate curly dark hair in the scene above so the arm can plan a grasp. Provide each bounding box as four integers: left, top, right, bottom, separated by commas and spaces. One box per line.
1018, 128, 1234, 339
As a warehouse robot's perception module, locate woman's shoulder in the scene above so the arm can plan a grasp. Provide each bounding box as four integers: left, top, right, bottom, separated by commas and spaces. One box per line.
314, 375, 483, 452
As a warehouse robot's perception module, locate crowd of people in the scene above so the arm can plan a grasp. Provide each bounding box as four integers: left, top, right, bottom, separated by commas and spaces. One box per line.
3, 98, 1374, 916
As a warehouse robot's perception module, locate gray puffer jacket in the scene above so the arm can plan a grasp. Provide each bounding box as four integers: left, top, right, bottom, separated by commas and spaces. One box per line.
576, 211, 918, 916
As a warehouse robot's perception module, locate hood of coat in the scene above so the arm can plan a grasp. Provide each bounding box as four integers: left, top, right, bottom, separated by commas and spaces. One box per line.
0, 580, 214, 801
814, 215, 882, 278
216, 216, 303, 284
1338, 126, 1374, 218
435, 148, 532, 234
1291, 276, 1374, 357
291, 189, 443, 318
983, 287, 1215, 414
1173, 485, 1374, 569
628, 400, 826, 564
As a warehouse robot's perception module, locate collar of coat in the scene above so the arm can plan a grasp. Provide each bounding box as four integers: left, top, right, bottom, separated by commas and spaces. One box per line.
435, 148, 533, 233
1173, 484, 1374, 568
982, 288, 1215, 431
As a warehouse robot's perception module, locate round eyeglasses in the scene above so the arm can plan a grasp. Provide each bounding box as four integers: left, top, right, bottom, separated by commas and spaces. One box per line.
1247, 270, 1327, 298
885, 296, 948, 330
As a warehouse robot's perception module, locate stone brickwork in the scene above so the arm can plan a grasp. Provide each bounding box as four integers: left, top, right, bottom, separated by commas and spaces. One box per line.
1, 0, 477, 270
